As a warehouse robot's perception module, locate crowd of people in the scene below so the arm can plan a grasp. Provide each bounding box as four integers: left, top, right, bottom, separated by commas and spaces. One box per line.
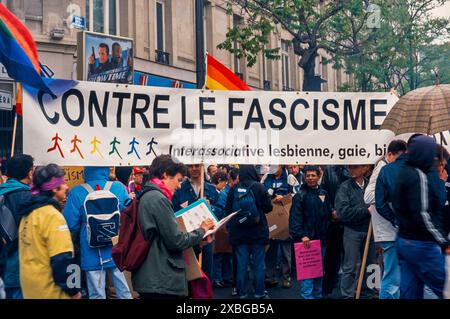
0, 133, 449, 299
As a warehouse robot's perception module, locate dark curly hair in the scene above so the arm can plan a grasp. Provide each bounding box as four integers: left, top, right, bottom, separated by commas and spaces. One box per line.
148, 155, 187, 179
211, 171, 228, 185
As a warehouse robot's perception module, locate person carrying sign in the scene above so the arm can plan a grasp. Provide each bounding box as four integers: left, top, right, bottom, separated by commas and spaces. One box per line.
262, 165, 293, 289
131, 155, 215, 299
290, 166, 333, 299
172, 164, 218, 282
335, 164, 376, 299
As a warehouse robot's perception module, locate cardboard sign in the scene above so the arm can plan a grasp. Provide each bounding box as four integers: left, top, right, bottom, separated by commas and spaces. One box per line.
266, 194, 292, 240
63, 166, 84, 189
214, 227, 232, 254
294, 240, 323, 281
176, 215, 202, 281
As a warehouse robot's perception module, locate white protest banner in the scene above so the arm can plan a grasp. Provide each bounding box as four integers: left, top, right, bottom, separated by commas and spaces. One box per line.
23, 81, 397, 165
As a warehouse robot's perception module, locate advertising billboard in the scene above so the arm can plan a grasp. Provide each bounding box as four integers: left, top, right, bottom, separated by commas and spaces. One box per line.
78, 31, 134, 84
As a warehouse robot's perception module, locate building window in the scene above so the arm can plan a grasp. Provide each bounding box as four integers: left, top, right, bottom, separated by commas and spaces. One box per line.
155, 1, 169, 64
233, 15, 243, 76
156, 1, 165, 52
281, 40, 291, 91
24, 0, 43, 20
262, 50, 271, 90
23, 0, 43, 34
108, 0, 117, 35
86, 0, 118, 35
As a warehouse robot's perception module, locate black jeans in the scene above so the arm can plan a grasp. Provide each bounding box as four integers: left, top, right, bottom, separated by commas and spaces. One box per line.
322, 223, 344, 295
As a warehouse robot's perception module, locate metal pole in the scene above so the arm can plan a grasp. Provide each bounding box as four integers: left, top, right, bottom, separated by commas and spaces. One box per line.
195, 0, 205, 89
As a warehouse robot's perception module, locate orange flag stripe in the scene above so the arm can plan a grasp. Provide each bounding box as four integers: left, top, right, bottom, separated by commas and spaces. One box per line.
206, 76, 229, 91
206, 53, 251, 91
207, 63, 242, 90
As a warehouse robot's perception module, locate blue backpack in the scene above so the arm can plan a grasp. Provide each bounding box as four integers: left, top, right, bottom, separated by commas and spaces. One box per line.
82, 181, 120, 248
232, 182, 260, 226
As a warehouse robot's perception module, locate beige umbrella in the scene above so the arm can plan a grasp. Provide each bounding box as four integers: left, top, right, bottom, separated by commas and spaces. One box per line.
381, 84, 450, 135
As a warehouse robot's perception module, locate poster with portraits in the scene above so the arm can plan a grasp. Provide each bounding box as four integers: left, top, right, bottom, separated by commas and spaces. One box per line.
78, 31, 134, 84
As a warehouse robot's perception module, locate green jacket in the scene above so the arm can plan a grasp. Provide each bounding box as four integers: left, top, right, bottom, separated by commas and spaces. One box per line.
131, 185, 205, 296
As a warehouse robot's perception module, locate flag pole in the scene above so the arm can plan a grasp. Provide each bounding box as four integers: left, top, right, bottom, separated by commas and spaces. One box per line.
10, 82, 20, 157
203, 51, 208, 90
355, 220, 373, 299
10, 112, 18, 157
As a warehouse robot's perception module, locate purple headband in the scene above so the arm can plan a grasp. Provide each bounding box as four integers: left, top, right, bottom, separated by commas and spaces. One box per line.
31, 176, 66, 195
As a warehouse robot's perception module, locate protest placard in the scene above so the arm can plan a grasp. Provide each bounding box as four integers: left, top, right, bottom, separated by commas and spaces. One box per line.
294, 240, 323, 281
266, 195, 292, 240
63, 166, 84, 189
176, 215, 203, 281
23, 82, 398, 166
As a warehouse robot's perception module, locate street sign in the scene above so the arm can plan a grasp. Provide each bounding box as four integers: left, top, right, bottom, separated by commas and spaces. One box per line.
0, 63, 12, 81
71, 15, 85, 30
0, 89, 12, 111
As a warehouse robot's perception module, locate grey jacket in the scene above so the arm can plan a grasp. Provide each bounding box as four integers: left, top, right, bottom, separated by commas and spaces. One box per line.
335, 177, 370, 232
131, 185, 205, 296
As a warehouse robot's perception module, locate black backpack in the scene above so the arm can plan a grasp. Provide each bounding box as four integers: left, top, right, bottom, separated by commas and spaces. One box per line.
0, 195, 17, 245
231, 182, 261, 227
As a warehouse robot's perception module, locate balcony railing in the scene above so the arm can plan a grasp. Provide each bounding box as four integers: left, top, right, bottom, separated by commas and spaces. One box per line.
155, 50, 170, 65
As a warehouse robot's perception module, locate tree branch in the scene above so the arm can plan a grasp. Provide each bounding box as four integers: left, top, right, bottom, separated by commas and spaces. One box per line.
312, 1, 344, 39
297, 4, 312, 38
250, 0, 299, 39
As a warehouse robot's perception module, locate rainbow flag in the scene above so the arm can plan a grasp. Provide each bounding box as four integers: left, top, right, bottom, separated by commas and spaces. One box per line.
0, 4, 52, 94
206, 53, 251, 91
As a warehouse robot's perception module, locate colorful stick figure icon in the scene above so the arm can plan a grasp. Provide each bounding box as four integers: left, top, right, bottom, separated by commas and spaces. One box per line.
109, 137, 122, 159
90, 136, 104, 159
47, 133, 65, 158
128, 137, 141, 160
70, 135, 84, 159
146, 137, 158, 157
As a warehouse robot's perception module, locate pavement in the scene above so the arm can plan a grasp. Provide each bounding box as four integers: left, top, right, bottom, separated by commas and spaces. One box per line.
212, 275, 343, 299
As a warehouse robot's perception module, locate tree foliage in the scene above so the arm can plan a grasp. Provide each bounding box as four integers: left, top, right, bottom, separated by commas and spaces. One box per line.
216, 0, 450, 93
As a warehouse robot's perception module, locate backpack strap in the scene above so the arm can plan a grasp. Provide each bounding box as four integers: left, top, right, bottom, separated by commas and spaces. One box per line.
81, 183, 95, 194
104, 181, 113, 192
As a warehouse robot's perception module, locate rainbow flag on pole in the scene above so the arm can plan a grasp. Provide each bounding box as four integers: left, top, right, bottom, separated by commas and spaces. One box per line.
0, 4, 73, 95
206, 53, 251, 91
